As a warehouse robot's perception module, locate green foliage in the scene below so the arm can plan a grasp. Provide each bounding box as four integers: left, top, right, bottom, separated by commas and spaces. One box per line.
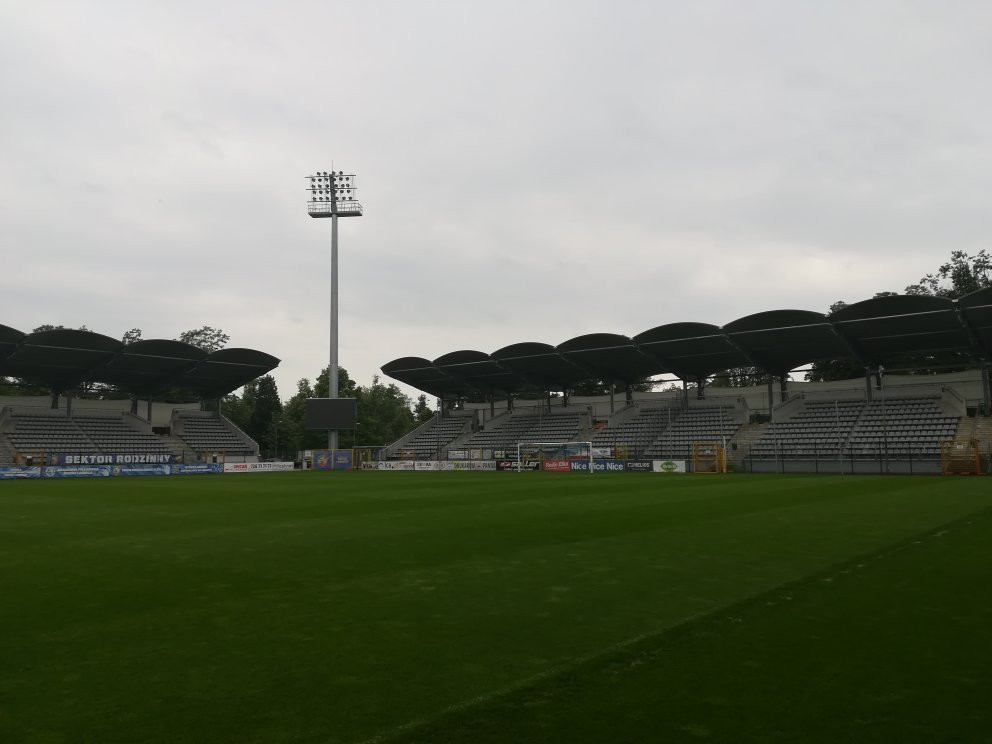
177, 325, 230, 352
709, 366, 766, 388
275, 367, 419, 454
413, 394, 434, 425
905, 249, 992, 299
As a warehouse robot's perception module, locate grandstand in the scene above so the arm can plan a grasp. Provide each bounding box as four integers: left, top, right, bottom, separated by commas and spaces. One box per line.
381, 289, 992, 473
0, 324, 279, 466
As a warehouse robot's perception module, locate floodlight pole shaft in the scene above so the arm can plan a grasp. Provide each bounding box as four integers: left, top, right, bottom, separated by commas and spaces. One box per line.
329, 211, 339, 450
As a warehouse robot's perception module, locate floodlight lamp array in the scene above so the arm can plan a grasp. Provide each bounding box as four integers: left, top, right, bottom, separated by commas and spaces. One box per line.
307, 170, 357, 203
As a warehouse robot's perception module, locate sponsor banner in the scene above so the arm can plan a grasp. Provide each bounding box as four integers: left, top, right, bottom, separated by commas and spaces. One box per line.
50, 453, 176, 466
570, 460, 589, 472
311, 451, 353, 471
495, 460, 515, 471
625, 460, 654, 472
591, 447, 612, 458
451, 461, 472, 471
415, 460, 440, 471
223, 462, 295, 473
112, 464, 170, 477
43, 466, 111, 478
0, 466, 42, 479
653, 460, 687, 473
470, 460, 496, 471
333, 450, 353, 470
377, 460, 415, 470
593, 459, 626, 473
448, 450, 468, 460
171, 464, 223, 475
543, 459, 571, 472
469, 448, 483, 460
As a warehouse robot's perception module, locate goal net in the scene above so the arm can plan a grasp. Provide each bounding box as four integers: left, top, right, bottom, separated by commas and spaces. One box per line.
515, 441, 594, 473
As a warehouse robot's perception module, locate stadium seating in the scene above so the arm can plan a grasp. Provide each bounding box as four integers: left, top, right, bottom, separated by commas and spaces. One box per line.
0, 409, 171, 461
172, 410, 257, 455
460, 411, 584, 453
391, 415, 472, 459
592, 406, 680, 457
645, 405, 741, 460
748, 395, 961, 460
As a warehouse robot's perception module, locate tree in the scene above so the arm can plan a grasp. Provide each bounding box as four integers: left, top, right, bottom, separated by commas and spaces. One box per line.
906, 249, 992, 299
245, 375, 282, 457
709, 367, 765, 388
413, 394, 434, 425
122, 328, 142, 344
178, 326, 230, 352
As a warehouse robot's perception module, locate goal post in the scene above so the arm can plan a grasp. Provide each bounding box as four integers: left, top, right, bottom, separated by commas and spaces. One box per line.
515, 441, 594, 473
692, 441, 727, 473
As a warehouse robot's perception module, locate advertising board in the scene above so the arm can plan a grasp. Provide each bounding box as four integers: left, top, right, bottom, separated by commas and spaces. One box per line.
625, 460, 654, 472
414, 460, 439, 471
223, 462, 295, 473
43, 466, 111, 478
542, 459, 571, 472
653, 460, 687, 473
377, 461, 415, 470
0, 466, 42, 479
171, 464, 224, 475
470, 460, 496, 471
112, 464, 170, 477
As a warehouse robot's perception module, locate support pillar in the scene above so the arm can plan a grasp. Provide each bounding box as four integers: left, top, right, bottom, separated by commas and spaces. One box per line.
609, 384, 615, 414
682, 379, 689, 411
779, 375, 789, 402
982, 361, 991, 417
625, 384, 633, 405
66, 396, 72, 418
546, 390, 552, 413
865, 367, 873, 402
146, 399, 152, 422
50, 392, 60, 410
130, 397, 138, 415
696, 377, 705, 400
767, 377, 774, 422
563, 389, 570, 408
489, 394, 495, 419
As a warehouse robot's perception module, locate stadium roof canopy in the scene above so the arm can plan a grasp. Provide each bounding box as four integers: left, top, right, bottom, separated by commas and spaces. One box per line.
0, 325, 279, 398
381, 289, 992, 398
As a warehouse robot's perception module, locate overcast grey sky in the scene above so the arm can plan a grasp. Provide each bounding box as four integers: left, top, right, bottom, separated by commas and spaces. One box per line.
2, 1, 991, 402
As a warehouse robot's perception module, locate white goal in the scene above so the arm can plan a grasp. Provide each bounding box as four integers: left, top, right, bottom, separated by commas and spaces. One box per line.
515, 441, 594, 473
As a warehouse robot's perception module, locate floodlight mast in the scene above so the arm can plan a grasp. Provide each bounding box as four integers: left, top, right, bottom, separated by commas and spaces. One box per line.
307, 170, 363, 450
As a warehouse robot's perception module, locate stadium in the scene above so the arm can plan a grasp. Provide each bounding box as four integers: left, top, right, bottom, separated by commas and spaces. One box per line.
3, 289, 992, 743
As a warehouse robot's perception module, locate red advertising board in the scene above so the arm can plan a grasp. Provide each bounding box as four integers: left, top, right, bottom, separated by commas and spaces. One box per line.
543, 459, 571, 472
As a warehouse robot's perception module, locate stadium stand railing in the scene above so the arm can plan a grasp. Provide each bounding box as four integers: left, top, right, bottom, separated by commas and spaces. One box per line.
452, 409, 589, 459
170, 410, 259, 461
644, 402, 744, 461
383, 414, 473, 460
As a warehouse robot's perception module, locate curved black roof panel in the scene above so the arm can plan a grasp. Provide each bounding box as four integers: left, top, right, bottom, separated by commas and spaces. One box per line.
558, 333, 663, 385
633, 323, 746, 380
99, 340, 208, 395
381, 292, 992, 397
1, 329, 123, 390
380, 356, 463, 398
433, 350, 530, 394
831, 295, 973, 363
172, 348, 281, 398
491, 342, 590, 390
0, 324, 279, 397
724, 310, 852, 375
958, 287, 992, 357
0, 324, 26, 361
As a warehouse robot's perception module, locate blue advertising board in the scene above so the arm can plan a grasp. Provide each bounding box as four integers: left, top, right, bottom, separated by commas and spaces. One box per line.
0, 466, 42, 479
333, 450, 353, 470
170, 463, 224, 475
43, 466, 112, 478
112, 464, 171, 477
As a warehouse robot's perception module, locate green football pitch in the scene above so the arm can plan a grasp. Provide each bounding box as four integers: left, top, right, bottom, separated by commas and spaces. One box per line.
2, 473, 991, 743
